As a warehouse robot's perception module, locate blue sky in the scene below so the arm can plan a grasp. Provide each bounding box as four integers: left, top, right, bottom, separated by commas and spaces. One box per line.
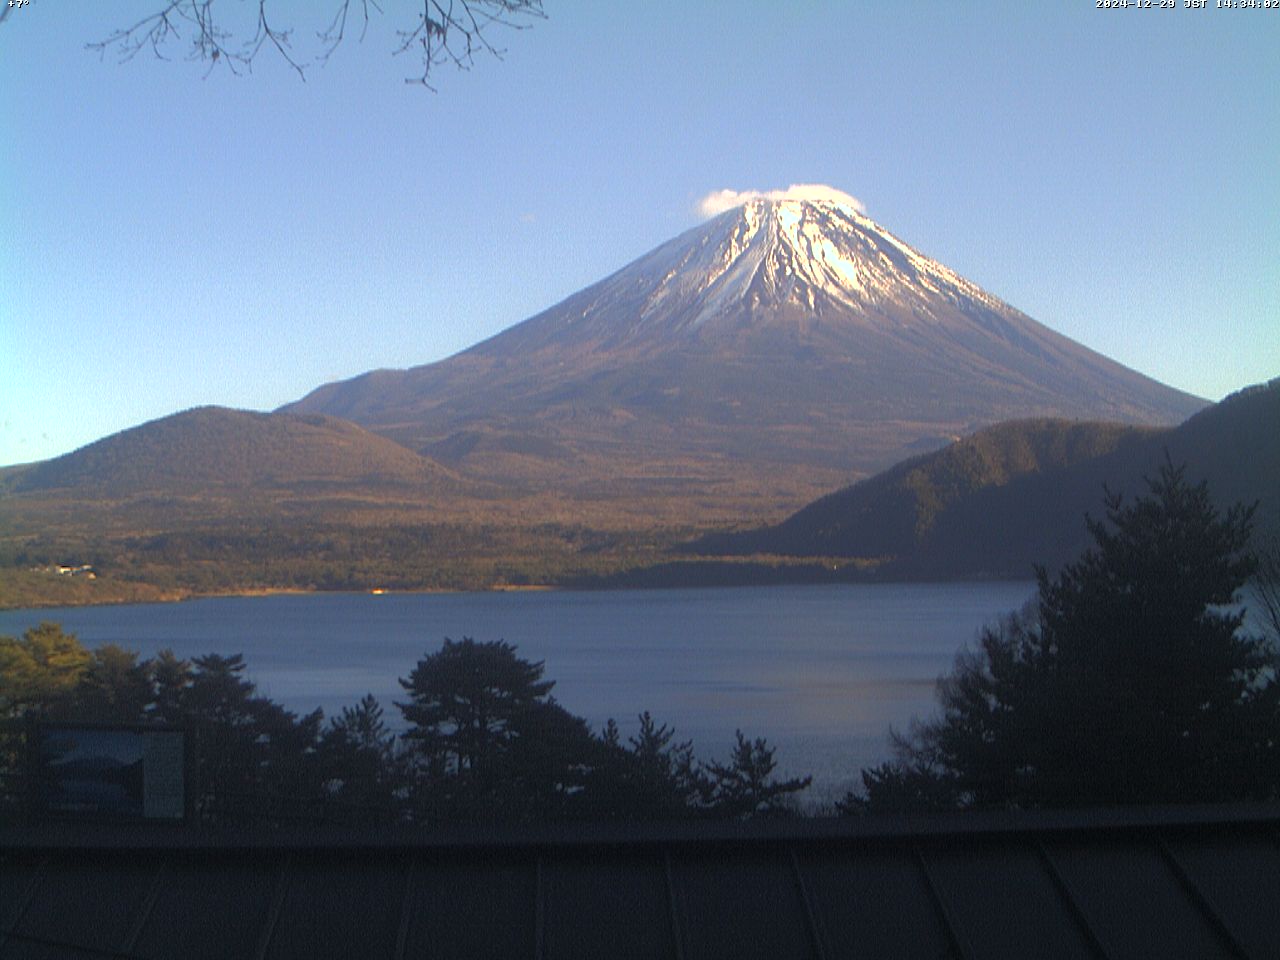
2, 1, 1277, 466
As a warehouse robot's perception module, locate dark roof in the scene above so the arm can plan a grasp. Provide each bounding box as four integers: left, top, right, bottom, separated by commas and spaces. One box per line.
2, 803, 1278, 959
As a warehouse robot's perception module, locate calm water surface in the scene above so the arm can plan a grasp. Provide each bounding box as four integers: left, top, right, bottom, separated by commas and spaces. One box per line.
0, 583, 1036, 803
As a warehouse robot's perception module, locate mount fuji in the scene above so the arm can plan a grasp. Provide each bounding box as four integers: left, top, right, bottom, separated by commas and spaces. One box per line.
284, 192, 1205, 517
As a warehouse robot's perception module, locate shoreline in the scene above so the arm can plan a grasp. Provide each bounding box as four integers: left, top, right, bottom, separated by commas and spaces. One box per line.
0, 560, 1034, 614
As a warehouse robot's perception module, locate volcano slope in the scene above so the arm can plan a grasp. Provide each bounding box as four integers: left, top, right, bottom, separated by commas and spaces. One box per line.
286, 196, 1204, 523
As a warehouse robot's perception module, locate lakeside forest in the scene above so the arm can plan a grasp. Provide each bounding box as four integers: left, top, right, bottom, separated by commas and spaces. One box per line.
4, 463, 1279, 823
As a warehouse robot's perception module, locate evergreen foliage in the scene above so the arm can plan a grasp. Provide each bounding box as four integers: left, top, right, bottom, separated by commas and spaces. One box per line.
0, 628, 813, 825
0, 623, 92, 717
315, 694, 405, 815
590, 713, 708, 819
853, 459, 1279, 811
703, 731, 812, 818
1252, 533, 1280, 644
74, 644, 154, 722
397, 637, 555, 777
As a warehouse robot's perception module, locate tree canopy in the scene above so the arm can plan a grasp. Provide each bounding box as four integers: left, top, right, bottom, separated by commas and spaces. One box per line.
397, 637, 554, 776
0, 623, 93, 718
394, 637, 813, 822
703, 731, 813, 818
0, 625, 811, 825
854, 459, 1279, 811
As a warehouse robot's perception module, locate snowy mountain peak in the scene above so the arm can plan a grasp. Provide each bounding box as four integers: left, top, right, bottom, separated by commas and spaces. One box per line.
606, 193, 1005, 337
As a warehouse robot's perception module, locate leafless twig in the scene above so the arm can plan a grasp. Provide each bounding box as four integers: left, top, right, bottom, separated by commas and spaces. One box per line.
86, 1, 246, 77
246, 0, 306, 81
317, 0, 382, 66
83, 0, 543, 87
395, 0, 543, 88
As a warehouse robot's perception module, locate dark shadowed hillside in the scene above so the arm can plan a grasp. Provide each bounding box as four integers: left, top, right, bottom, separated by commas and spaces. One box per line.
697, 420, 1157, 560
697, 378, 1279, 578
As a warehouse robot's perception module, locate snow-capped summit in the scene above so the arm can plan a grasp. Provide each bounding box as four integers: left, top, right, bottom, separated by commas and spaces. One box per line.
472, 196, 1040, 359
283, 195, 1206, 515
617, 196, 1005, 333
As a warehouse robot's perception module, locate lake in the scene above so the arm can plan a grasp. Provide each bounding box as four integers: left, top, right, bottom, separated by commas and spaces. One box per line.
0, 582, 1037, 805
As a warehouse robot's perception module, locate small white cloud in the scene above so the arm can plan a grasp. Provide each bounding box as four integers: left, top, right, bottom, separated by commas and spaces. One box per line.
696, 183, 865, 218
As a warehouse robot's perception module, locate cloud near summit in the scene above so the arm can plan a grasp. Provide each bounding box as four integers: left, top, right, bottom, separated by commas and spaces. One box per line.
696, 184, 865, 218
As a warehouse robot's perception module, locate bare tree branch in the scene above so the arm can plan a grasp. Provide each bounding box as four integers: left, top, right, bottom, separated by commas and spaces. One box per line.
247, 0, 306, 81
82, 0, 544, 87
393, 0, 539, 88
318, 0, 382, 66
86, 1, 247, 77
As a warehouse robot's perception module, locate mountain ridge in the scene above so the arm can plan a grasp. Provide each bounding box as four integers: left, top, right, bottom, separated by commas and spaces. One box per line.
696, 418, 1160, 560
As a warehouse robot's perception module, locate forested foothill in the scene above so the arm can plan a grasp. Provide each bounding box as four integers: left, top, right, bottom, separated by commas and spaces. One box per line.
701, 378, 1280, 580
0, 382, 1267, 614
3, 381, 1275, 609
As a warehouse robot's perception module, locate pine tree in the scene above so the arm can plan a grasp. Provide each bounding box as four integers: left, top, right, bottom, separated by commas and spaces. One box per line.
704, 731, 812, 818
0, 623, 91, 717
857, 459, 1278, 810
397, 638, 554, 777
397, 637, 568, 818
316, 694, 406, 818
